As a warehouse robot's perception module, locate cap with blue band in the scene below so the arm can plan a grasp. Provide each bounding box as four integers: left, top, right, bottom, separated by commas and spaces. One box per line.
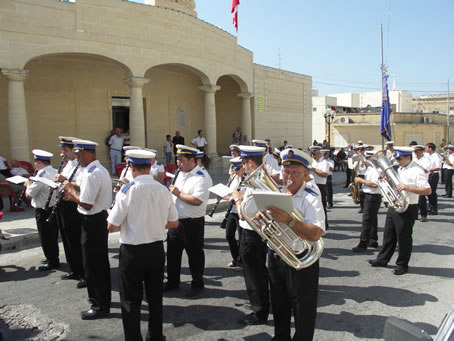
32, 149, 53, 161
73, 139, 98, 151
281, 148, 311, 167
175, 144, 199, 157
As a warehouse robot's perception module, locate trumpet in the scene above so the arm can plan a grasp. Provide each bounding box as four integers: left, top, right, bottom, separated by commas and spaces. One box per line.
239, 164, 324, 270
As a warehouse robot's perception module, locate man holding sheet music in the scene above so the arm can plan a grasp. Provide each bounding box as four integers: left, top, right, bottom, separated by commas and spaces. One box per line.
264, 148, 325, 341
25, 149, 60, 271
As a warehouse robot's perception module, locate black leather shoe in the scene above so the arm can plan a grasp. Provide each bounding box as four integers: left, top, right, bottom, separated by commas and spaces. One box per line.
77, 279, 87, 289
358, 209, 363, 213
39, 263, 60, 271
428, 211, 438, 215
185, 287, 204, 298
368, 260, 387, 267
40, 258, 48, 264
352, 245, 367, 253
393, 266, 408, 275
420, 216, 428, 222
368, 242, 379, 248
80, 308, 110, 320
61, 273, 80, 280
240, 313, 267, 325
327, 204, 333, 209
163, 282, 179, 292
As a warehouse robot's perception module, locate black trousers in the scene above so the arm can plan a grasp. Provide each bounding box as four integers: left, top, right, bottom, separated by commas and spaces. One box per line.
427, 173, 439, 212
166, 217, 205, 288
345, 168, 352, 187
56, 201, 84, 278
316, 184, 328, 225
268, 251, 319, 341
119, 242, 165, 341
225, 212, 242, 264
239, 229, 269, 320
326, 175, 333, 206
35, 208, 59, 266
444, 169, 453, 197
418, 194, 427, 218
376, 205, 418, 267
359, 193, 382, 246
80, 211, 111, 310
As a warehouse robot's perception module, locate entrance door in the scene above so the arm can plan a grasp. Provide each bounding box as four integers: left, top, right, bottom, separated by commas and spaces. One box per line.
112, 97, 130, 132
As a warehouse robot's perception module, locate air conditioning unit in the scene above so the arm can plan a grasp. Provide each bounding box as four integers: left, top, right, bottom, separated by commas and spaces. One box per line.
339, 116, 350, 124
423, 117, 432, 123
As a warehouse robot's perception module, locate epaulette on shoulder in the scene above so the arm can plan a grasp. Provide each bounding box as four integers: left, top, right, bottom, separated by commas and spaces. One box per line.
196, 170, 205, 176
38, 171, 46, 177
157, 162, 162, 166
88, 165, 96, 173
304, 187, 317, 196
121, 182, 134, 193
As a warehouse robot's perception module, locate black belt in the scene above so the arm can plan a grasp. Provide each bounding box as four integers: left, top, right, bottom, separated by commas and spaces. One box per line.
179, 217, 204, 222
364, 193, 381, 196
110, 148, 121, 152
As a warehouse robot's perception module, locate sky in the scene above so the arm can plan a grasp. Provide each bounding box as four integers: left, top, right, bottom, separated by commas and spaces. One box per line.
190, 0, 453, 97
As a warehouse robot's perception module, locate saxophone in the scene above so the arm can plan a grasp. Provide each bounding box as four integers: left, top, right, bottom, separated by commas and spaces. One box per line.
348, 156, 361, 204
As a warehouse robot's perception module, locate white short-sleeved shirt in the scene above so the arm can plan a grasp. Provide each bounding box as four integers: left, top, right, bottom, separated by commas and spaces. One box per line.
443, 153, 454, 170
428, 152, 442, 174
264, 153, 280, 175
108, 175, 178, 245
325, 158, 334, 176
163, 141, 172, 153
26, 165, 57, 208
11, 167, 29, 176
78, 160, 113, 215
108, 135, 124, 151
172, 165, 212, 218
228, 175, 242, 214
150, 162, 165, 180
61, 159, 81, 183
292, 183, 326, 233
414, 155, 431, 179
311, 158, 330, 185
362, 166, 381, 194
239, 187, 255, 231
398, 161, 431, 205
191, 136, 207, 148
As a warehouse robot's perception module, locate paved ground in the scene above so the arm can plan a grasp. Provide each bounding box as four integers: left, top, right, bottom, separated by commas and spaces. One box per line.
0, 171, 453, 340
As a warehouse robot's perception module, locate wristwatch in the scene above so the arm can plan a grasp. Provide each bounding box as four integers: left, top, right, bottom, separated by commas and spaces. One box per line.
234, 197, 241, 203
288, 217, 296, 228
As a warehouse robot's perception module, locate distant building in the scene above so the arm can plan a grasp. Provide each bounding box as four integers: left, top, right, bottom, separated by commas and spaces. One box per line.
413, 94, 453, 114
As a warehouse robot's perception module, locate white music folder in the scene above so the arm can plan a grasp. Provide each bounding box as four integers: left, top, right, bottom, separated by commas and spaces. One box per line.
29, 176, 60, 189
6, 175, 28, 185
208, 183, 232, 198
252, 191, 294, 212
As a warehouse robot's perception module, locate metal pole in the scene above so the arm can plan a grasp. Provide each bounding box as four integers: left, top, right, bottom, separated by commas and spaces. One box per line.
448, 79, 450, 144
381, 24, 385, 150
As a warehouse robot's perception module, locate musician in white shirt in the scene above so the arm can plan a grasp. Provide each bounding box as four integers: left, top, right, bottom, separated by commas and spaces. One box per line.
441, 145, 454, 198
413, 145, 431, 222
369, 147, 431, 275
425, 142, 442, 215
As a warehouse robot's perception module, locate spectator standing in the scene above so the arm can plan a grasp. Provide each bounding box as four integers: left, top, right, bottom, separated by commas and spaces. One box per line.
108, 128, 125, 175
163, 135, 173, 166
172, 131, 185, 164
191, 130, 208, 152
232, 127, 242, 144
240, 135, 251, 146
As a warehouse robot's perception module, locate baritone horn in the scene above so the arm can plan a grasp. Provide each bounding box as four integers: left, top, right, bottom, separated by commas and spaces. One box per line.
239, 164, 324, 270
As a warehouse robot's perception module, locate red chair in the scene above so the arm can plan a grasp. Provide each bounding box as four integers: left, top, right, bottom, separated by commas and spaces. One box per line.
19, 161, 34, 175
163, 164, 177, 186
115, 163, 127, 178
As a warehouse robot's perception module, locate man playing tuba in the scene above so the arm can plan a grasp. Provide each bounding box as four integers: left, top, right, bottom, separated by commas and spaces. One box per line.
262, 148, 325, 341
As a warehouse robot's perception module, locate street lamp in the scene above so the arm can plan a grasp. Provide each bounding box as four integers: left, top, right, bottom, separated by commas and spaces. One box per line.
324, 109, 336, 146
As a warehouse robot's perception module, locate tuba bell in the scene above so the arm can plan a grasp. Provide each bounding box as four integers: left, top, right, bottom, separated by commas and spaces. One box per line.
239, 164, 324, 270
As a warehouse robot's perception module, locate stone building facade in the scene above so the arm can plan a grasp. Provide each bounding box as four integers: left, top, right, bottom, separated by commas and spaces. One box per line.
0, 0, 312, 167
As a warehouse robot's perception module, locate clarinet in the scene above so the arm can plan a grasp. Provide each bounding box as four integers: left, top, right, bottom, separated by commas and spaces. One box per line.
44, 154, 66, 210
208, 174, 236, 217
110, 163, 130, 209
220, 176, 245, 229
47, 163, 80, 224
171, 167, 180, 185
15, 169, 37, 208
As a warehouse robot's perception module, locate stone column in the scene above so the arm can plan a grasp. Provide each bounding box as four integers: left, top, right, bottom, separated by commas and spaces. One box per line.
2, 69, 30, 161
238, 92, 253, 142
199, 84, 221, 155
124, 76, 150, 147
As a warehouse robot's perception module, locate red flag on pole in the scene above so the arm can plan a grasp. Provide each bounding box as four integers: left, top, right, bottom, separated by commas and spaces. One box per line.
232, 0, 240, 33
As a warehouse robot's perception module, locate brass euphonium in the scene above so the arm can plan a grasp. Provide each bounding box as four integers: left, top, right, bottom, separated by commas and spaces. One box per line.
239, 164, 324, 270
358, 151, 409, 213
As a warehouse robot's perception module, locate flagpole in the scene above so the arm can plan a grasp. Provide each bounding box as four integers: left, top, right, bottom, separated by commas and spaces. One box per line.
381, 24, 385, 150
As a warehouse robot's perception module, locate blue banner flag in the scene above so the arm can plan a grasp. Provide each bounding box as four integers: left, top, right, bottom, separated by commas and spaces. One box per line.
380, 74, 392, 141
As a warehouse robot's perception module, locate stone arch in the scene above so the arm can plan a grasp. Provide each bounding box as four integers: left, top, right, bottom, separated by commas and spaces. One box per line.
142, 63, 212, 152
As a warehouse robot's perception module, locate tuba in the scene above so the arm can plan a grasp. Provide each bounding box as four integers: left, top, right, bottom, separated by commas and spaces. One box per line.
359, 151, 409, 213
239, 164, 324, 270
